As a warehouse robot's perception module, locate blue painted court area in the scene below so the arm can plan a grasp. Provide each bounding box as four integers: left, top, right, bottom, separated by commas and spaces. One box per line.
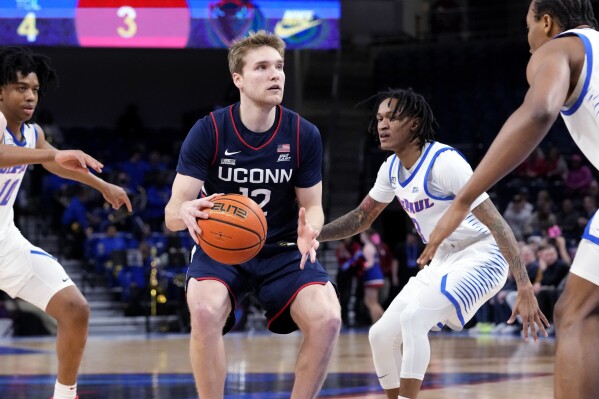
0, 371, 551, 399
0, 346, 46, 355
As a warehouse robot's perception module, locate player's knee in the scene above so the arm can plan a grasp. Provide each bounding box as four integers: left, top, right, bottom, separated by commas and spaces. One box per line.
553, 295, 588, 333
368, 320, 387, 348
399, 304, 428, 334
63, 298, 90, 326
318, 306, 342, 337
188, 300, 228, 330
302, 305, 341, 338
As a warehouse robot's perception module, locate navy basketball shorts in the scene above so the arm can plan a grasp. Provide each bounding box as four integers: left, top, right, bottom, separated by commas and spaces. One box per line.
187, 245, 335, 334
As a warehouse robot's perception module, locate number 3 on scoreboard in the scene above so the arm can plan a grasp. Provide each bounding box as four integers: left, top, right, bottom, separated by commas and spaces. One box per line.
117, 6, 137, 39
17, 12, 38, 43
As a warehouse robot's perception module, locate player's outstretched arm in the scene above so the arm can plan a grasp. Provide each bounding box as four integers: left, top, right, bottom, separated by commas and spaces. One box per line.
472, 199, 549, 342
0, 144, 103, 172
419, 43, 571, 265
296, 183, 324, 269
318, 195, 387, 243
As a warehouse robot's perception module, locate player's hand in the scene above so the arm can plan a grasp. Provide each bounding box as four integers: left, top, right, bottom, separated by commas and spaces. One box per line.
297, 207, 319, 269
181, 193, 221, 245
101, 183, 133, 212
507, 284, 550, 342
55, 150, 104, 174
417, 198, 470, 265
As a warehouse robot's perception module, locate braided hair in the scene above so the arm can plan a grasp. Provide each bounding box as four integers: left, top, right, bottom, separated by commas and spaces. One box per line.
0, 47, 58, 96
532, 0, 598, 30
367, 88, 437, 150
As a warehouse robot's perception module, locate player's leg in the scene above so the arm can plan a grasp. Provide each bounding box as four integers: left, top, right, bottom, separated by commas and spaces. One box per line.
398, 286, 454, 398
369, 269, 431, 399
553, 239, 599, 399
186, 278, 232, 399
290, 282, 341, 399
369, 294, 407, 399
16, 250, 89, 398
45, 286, 89, 386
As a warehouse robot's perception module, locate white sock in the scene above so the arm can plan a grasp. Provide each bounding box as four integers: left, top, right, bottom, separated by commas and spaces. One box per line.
53, 380, 77, 399
398, 396, 410, 399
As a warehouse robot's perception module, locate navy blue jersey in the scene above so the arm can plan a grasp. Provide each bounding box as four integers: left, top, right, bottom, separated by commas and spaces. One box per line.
177, 103, 322, 247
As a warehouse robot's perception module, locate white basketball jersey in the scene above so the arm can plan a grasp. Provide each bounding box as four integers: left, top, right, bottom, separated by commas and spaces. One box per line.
369, 142, 490, 244
559, 28, 599, 170
0, 124, 37, 240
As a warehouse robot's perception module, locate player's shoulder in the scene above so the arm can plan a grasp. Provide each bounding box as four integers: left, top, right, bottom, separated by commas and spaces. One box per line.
30, 123, 45, 139
281, 105, 320, 135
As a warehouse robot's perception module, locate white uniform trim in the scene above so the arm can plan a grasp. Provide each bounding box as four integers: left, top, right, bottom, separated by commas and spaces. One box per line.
556, 28, 599, 286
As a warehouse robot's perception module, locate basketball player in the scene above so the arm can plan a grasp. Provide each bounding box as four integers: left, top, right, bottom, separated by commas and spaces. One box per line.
420, 1, 599, 397
0, 47, 132, 399
164, 31, 340, 399
314, 88, 547, 399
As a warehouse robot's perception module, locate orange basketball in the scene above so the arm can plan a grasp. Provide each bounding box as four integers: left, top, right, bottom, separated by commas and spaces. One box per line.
197, 194, 267, 264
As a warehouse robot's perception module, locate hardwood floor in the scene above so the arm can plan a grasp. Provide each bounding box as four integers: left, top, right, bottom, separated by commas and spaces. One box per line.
0, 329, 555, 398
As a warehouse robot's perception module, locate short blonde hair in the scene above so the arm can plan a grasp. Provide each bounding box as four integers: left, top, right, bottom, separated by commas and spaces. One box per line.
228, 30, 285, 75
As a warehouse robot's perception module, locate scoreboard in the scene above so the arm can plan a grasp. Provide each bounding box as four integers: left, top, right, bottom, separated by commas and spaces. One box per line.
0, 0, 340, 49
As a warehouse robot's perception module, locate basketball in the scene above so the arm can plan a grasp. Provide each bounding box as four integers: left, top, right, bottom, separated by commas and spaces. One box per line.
197, 194, 267, 264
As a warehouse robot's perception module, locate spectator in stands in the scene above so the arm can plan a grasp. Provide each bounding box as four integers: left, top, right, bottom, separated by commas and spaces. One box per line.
503, 194, 533, 240
526, 201, 557, 237
120, 147, 150, 190
565, 153, 593, 195
556, 198, 582, 241
533, 244, 570, 326
524, 147, 549, 182
546, 146, 568, 183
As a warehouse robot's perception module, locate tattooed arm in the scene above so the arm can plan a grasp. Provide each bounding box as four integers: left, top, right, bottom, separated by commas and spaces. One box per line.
318, 195, 388, 242
472, 198, 549, 341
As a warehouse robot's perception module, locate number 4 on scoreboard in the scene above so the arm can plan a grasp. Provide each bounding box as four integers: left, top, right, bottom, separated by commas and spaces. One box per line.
17, 12, 38, 43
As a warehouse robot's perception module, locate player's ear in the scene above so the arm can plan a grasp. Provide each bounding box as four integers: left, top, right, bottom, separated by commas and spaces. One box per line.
410, 119, 419, 132
542, 13, 555, 36
232, 72, 243, 89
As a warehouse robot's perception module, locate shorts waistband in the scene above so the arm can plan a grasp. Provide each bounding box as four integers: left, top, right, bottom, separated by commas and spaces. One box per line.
438, 235, 491, 252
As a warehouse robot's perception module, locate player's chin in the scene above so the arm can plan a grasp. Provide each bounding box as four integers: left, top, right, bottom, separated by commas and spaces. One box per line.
379, 140, 393, 151
265, 92, 283, 104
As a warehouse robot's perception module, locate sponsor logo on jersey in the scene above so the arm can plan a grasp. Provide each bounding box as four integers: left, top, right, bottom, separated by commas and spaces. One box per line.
277, 154, 291, 162
412, 186, 419, 193
218, 167, 293, 183
224, 149, 242, 156
221, 158, 236, 165
399, 198, 434, 214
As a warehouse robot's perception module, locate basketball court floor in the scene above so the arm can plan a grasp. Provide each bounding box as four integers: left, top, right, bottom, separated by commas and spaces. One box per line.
0, 329, 554, 398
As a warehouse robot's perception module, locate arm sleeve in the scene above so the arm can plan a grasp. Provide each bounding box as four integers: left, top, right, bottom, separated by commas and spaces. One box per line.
428, 150, 489, 210
295, 120, 323, 188
368, 157, 396, 204
176, 115, 215, 182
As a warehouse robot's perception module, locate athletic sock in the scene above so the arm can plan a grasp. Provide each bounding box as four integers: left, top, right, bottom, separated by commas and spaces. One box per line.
53, 380, 77, 399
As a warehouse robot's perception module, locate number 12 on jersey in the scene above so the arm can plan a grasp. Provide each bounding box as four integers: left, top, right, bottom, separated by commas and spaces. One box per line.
239, 187, 271, 215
